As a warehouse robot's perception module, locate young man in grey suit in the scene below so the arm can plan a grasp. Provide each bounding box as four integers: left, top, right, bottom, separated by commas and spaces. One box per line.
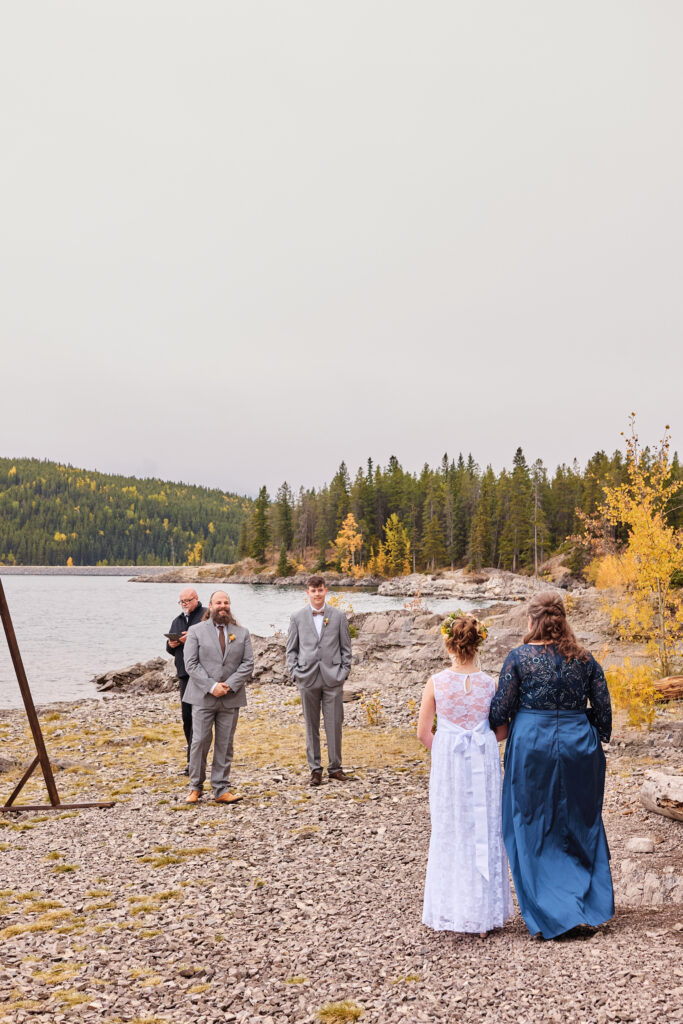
286, 575, 353, 786
183, 591, 253, 804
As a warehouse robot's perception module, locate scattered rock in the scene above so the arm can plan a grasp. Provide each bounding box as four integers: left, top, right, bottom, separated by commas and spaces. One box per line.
625, 837, 655, 854
92, 657, 178, 694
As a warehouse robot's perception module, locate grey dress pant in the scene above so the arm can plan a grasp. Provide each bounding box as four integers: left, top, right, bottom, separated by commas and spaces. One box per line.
188, 705, 240, 798
298, 670, 343, 772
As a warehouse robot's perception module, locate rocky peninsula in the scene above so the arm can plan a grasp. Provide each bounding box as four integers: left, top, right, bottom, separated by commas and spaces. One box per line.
129, 564, 577, 601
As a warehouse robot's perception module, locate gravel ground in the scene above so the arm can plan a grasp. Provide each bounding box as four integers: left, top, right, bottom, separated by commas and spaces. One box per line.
0, 684, 681, 1024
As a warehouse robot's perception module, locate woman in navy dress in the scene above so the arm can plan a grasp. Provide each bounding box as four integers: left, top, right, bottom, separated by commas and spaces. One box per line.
489, 591, 614, 939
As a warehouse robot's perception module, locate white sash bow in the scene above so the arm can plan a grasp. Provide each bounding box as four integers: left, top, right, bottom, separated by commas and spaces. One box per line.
436, 717, 491, 881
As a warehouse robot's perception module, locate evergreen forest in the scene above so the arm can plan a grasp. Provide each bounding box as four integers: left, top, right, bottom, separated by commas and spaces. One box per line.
0, 459, 250, 566
240, 447, 683, 577
2, 447, 681, 572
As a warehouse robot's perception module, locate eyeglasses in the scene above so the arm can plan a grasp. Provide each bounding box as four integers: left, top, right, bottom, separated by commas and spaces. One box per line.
178, 599, 196, 606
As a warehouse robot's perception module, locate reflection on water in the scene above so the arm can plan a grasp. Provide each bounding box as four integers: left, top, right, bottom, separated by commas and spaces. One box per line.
0, 575, 486, 709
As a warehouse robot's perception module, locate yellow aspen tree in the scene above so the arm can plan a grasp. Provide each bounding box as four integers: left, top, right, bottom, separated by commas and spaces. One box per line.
185, 540, 204, 566
332, 512, 363, 572
599, 418, 683, 675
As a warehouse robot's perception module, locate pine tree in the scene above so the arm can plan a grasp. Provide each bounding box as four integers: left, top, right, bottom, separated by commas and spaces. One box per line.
275, 482, 294, 549
500, 448, 532, 571
277, 541, 290, 577
468, 466, 497, 570
251, 486, 270, 563
421, 513, 446, 571
383, 513, 411, 575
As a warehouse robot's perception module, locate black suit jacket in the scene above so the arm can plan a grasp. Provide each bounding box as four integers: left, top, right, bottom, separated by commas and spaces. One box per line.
166, 602, 205, 680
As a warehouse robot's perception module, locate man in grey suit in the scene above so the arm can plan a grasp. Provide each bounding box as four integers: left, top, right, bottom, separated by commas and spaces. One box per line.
183, 591, 253, 804
286, 575, 353, 786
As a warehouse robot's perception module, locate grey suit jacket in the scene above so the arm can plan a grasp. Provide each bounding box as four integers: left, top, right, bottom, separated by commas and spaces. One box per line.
183, 619, 253, 709
286, 604, 352, 688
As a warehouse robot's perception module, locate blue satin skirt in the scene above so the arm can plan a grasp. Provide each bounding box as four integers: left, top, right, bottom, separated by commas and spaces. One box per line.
502, 709, 614, 939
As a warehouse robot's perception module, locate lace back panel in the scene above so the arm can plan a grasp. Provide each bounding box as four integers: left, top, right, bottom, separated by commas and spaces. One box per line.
433, 670, 495, 730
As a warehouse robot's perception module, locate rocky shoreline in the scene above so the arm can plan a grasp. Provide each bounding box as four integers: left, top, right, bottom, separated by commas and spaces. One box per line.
90, 595, 650, 703
129, 564, 577, 602
0, 667, 681, 1023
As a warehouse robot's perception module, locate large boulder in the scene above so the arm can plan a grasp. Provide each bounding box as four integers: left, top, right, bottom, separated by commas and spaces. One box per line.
93, 657, 178, 694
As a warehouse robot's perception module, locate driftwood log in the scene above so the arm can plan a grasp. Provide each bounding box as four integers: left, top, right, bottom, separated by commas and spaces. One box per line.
640, 771, 683, 822
654, 676, 683, 700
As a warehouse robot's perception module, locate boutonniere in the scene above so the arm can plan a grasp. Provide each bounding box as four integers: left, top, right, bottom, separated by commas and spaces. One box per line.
228, 633, 236, 644
323, 617, 329, 627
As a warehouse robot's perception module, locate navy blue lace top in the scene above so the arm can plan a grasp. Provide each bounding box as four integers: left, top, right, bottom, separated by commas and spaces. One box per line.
489, 644, 612, 743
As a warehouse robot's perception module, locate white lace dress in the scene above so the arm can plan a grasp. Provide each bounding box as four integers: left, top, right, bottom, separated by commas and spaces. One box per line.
422, 669, 513, 933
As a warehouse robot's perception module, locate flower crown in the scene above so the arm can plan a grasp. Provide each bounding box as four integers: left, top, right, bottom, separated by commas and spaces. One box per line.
440, 610, 488, 644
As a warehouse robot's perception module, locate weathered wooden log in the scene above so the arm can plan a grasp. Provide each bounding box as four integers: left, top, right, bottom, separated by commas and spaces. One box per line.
654, 676, 683, 700
640, 771, 683, 822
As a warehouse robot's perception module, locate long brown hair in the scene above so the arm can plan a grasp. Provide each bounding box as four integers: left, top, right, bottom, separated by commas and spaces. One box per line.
523, 591, 589, 662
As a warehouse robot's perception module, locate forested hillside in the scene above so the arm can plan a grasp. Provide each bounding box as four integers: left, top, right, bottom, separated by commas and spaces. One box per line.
241, 447, 683, 576
3, 445, 681, 571
0, 459, 251, 565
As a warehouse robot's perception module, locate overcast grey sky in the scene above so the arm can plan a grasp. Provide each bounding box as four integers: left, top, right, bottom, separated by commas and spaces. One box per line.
2, 2, 682, 496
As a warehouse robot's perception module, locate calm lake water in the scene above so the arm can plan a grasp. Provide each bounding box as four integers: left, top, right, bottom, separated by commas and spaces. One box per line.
0, 575, 486, 709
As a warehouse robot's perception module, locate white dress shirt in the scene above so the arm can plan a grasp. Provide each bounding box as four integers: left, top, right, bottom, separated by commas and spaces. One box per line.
311, 605, 326, 638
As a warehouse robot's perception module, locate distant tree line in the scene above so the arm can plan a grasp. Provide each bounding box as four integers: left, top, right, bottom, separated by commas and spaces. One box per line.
3, 446, 681, 573
239, 447, 683, 577
0, 459, 250, 566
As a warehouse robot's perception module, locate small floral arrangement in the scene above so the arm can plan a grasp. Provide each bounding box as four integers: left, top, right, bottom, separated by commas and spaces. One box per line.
440, 610, 488, 644
228, 633, 236, 644
323, 617, 329, 627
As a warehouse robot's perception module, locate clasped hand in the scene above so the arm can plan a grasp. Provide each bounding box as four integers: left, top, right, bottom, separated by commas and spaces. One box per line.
213, 681, 231, 697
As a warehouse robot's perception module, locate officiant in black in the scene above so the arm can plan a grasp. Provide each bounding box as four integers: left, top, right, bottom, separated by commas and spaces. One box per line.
166, 588, 205, 774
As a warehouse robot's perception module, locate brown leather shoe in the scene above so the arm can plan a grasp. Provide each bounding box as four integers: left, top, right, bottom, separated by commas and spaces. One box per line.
328, 769, 353, 782
185, 789, 201, 803
309, 769, 323, 787
214, 791, 243, 804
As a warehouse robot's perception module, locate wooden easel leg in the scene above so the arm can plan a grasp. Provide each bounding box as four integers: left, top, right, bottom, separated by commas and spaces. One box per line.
0, 578, 114, 814
5, 755, 40, 807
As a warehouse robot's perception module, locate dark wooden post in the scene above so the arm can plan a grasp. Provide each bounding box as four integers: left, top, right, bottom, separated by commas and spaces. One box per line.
0, 577, 113, 812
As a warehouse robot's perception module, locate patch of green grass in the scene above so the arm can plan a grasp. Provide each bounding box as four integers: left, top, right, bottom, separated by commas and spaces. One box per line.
187, 983, 211, 994
285, 976, 307, 984
393, 974, 421, 984
53, 863, 79, 874
44, 850, 64, 860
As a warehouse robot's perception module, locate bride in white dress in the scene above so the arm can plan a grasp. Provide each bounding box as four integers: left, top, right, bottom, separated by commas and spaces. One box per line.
417, 611, 513, 935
